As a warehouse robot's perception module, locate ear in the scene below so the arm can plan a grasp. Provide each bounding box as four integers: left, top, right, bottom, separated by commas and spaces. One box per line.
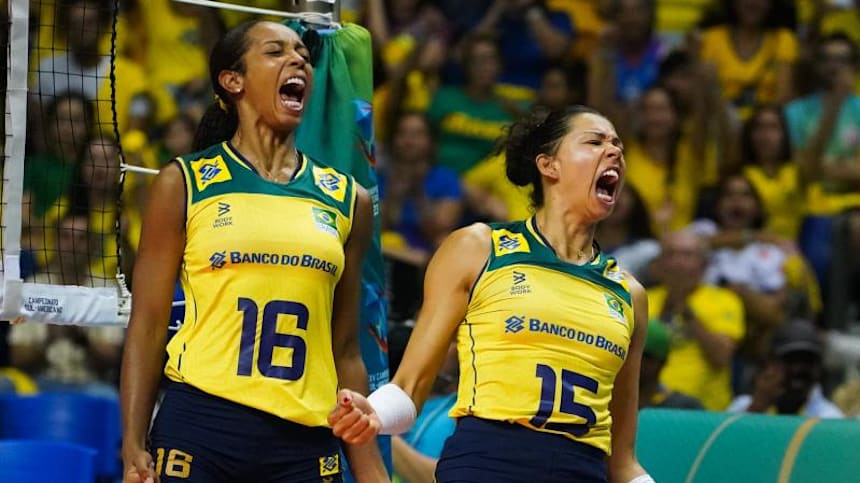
535, 153, 559, 181
217, 70, 244, 96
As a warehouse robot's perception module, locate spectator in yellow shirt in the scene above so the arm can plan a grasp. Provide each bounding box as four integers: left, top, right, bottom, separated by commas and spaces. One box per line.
623, 86, 703, 235
698, 0, 798, 118
735, 105, 808, 241
647, 230, 746, 410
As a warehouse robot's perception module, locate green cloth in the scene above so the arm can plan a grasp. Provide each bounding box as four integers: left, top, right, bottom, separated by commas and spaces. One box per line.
23, 153, 75, 218
426, 86, 516, 174
284, 19, 387, 368
285, 21, 391, 478
644, 319, 670, 360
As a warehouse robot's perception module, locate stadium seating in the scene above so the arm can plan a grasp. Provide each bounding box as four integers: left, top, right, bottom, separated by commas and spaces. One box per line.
0, 392, 121, 480
637, 408, 860, 482
0, 440, 97, 483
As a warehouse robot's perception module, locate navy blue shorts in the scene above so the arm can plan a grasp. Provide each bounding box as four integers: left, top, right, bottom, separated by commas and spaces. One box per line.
435, 417, 607, 483
149, 383, 343, 483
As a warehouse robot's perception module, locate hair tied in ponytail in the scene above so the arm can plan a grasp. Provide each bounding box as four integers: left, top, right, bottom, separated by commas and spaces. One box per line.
214, 94, 229, 113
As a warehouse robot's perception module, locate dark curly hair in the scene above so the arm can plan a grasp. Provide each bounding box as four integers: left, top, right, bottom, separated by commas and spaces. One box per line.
504, 105, 604, 208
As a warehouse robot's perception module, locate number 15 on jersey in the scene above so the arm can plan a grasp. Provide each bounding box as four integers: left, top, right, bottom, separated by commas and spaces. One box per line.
530, 364, 599, 437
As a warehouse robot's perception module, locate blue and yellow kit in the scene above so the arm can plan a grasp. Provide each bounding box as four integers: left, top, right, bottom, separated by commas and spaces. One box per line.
165, 141, 357, 428
450, 217, 635, 454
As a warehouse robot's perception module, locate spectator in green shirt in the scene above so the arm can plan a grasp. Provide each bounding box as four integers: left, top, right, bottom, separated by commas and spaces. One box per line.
426, 32, 522, 174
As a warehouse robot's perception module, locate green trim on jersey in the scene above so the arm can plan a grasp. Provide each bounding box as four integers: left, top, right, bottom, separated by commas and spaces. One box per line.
175, 142, 356, 219
485, 218, 632, 306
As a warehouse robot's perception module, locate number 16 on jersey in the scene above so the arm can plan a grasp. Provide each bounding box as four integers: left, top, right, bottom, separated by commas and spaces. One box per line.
236, 297, 310, 381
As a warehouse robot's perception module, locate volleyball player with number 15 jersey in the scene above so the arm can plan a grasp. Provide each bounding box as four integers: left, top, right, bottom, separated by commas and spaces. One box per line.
120, 21, 387, 483
331, 106, 655, 483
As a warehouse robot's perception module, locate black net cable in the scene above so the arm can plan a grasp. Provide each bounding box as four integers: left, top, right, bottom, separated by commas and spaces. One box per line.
108, 0, 128, 300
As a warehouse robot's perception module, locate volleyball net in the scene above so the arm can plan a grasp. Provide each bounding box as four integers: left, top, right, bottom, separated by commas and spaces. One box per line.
1, 0, 349, 327
2, 0, 128, 326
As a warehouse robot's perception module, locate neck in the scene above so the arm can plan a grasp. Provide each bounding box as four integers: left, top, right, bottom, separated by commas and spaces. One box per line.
733, 25, 762, 55
465, 83, 494, 101
55, 142, 79, 161
88, 188, 117, 206
535, 206, 596, 264
232, 123, 299, 182
735, 24, 762, 39
758, 158, 780, 175
643, 138, 671, 164
620, 37, 649, 58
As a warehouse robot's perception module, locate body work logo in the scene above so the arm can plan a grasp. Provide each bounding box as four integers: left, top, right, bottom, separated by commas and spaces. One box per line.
213, 201, 233, 228
510, 270, 531, 295
209, 251, 227, 270
312, 207, 339, 237
604, 294, 626, 325
313, 166, 348, 202
492, 229, 530, 256
190, 155, 232, 191
505, 315, 525, 333
319, 454, 339, 476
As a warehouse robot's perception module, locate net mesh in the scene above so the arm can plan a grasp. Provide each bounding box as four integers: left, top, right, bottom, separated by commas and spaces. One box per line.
2, 0, 340, 323
20, 0, 122, 291
2, 1, 10, 277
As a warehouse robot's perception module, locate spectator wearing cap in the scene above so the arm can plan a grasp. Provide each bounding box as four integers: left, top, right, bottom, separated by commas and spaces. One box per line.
728, 320, 844, 418
639, 319, 704, 410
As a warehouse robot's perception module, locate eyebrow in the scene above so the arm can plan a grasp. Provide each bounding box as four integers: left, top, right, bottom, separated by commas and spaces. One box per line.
582, 130, 624, 151
262, 39, 308, 52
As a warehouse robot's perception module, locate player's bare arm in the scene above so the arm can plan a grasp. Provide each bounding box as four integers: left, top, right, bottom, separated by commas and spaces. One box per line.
608, 274, 650, 483
121, 162, 186, 483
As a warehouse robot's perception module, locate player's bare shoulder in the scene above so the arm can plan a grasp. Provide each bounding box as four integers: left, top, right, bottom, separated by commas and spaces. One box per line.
430, 223, 493, 290
622, 270, 648, 316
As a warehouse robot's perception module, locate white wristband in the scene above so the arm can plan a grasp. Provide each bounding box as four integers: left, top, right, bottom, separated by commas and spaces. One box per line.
628, 475, 656, 483
367, 383, 417, 435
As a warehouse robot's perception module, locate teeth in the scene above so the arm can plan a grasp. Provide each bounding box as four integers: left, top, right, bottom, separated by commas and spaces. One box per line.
597, 191, 614, 202
284, 98, 304, 111
602, 168, 619, 180
285, 77, 305, 88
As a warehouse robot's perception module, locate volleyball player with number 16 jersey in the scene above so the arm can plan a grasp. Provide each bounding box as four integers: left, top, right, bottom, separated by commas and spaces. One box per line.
120, 21, 387, 483
163, 141, 355, 425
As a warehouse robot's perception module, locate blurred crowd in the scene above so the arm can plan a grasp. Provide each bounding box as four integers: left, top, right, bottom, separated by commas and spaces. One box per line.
1, 0, 860, 458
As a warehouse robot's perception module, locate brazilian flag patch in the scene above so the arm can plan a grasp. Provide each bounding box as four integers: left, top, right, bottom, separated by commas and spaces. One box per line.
604, 293, 626, 325
312, 207, 339, 237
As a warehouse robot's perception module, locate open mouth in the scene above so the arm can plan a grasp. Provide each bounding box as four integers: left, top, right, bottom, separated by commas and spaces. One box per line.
596, 167, 621, 203
279, 76, 306, 112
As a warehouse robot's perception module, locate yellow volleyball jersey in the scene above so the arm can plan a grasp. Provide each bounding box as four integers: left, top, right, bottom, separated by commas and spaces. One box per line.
165, 142, 357, 427
450, 217, 635, 454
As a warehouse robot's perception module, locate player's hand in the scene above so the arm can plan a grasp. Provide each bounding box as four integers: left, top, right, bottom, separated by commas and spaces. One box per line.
328, 389, 382, 445
123, 449, 158, 483
749, 361, 785, 412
